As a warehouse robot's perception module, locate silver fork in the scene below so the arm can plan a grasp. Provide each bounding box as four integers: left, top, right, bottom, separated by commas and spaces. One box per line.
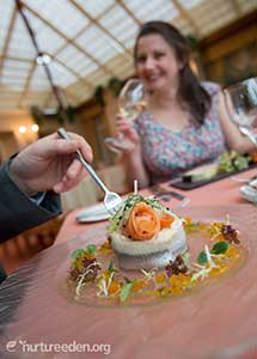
57, 128, 123, 216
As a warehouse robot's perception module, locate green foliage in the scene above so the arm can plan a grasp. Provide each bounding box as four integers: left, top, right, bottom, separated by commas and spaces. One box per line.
197, 241, 229, 265
218, 151, 251, 173
119, 281, 133, 302
197, 251, 207, 265
186, 34, 199, 50
211, 241, 228, 255
107, 77, 124, 97
71, 248, 85, 260
86, 244, 97, 255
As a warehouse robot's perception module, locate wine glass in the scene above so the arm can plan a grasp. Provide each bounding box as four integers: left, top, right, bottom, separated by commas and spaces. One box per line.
224, 77, 257, 146
104, 79, 147, 153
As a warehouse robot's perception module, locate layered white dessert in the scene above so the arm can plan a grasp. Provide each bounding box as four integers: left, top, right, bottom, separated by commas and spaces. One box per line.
108, 194, 187, 270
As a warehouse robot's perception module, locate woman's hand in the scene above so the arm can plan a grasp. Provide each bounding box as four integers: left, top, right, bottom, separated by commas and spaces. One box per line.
9, 131, 93, 195
111, 115, 141, 154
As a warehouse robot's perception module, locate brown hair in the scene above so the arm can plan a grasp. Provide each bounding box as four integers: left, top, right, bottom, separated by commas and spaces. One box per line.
134, 21, 211, 125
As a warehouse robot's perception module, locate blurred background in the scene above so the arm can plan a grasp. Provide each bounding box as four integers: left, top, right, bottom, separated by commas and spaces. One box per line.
0, 0, 256, 164
0, 0, 256, 272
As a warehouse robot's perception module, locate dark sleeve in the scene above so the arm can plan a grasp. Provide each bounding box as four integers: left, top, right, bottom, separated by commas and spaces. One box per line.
0, 161, 62, 242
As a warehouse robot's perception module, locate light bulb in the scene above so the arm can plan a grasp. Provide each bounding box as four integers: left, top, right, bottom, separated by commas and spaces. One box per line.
31, 124, 39, 133
19, 126, 27, 134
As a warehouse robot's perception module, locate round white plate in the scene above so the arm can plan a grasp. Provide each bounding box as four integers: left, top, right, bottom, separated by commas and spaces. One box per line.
76, 203, 110, 223
240, 185, 257, 204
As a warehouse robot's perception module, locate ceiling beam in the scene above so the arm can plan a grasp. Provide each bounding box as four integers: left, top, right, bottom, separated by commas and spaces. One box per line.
172, 0, 201, 37
52, 2, 117, 58
19, 1, 115, 77
44, 53, 93, 90
17, 61, 37, 107
18, 57, 93, 108
117, 0, 142, 26
0, 5, 18, 79
2, 55, 33, 63
70, 0, 132, 60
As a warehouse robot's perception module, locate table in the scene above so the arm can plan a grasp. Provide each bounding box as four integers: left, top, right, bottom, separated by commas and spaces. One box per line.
56, 168, 257, 245
0, 168, 256, 359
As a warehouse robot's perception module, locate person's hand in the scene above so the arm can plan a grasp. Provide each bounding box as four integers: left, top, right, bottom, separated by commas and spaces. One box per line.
9, 131, 93, 195
111, 114, 141, 154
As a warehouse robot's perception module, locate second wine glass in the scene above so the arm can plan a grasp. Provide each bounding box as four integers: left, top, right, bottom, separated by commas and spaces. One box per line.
223, 77, 257, 146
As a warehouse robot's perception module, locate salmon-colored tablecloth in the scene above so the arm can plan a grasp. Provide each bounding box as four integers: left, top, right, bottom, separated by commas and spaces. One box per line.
1, 168, 256, 359
56, 168, 257, 245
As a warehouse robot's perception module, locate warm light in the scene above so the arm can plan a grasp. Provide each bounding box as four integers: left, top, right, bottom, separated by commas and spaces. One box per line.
19, 126, 27, 134
31, 124, 39, 133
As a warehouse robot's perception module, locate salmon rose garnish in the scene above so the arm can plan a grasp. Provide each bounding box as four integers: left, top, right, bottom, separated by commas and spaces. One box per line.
126, 202, 160, 241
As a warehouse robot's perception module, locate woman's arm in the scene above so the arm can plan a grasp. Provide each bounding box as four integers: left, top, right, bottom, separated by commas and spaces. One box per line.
218, 91, 256, 153
113, 116, 150, 189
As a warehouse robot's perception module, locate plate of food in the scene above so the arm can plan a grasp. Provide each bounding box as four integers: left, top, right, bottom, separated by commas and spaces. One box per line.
170, 151, 257, 190
60, 194, 248, 307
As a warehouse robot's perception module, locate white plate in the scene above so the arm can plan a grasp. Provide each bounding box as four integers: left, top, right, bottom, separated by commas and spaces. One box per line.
240, 185, 257, 204
76, 203, 110, 223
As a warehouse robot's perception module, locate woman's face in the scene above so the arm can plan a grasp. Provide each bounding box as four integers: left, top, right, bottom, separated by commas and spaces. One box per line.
135, 33, 182, 93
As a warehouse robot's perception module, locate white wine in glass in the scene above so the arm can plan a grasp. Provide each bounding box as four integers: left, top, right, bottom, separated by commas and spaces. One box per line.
224, 77, 257, 146
104, 79, 147, 153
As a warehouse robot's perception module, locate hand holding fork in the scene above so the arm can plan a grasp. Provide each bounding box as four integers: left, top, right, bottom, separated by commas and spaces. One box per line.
57, 128, 122, 216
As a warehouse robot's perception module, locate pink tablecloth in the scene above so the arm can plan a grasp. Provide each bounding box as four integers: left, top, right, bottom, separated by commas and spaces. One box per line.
2, 205, 257, 359
56, 168, 257, 245
1, 169, 257, 359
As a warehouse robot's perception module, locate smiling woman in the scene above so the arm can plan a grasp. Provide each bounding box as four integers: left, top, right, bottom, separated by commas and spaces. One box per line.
112, 21, 257, 189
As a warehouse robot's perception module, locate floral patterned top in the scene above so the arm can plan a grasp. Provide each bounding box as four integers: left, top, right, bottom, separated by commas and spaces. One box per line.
134, 82, 226, 183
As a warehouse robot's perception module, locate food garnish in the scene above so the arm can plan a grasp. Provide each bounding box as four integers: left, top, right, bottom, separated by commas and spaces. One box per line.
67, 217, 244, 304
126, 202, 161, 240
107, 194, 164, 234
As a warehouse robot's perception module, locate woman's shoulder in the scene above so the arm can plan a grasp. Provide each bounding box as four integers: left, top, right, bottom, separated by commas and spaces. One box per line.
201, 81, 221, 96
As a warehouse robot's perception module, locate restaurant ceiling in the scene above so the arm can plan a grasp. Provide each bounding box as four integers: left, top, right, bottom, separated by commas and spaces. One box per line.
0, 0, 256, 111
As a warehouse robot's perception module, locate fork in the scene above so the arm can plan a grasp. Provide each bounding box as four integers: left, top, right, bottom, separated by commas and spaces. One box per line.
57, 128, 123, 216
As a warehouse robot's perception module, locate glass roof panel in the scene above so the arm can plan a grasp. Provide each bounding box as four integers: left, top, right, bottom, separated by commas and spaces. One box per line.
124, 0, 178, 22
1, 75, 27, 91
75, 0, 115, 18
7, 14, 36, 58
23, 9, 66, 55
1, 68, 28, 79
3, 59, 32, 71
0, 0, 256, 110
178, 0, 205, 9
24, 0, 88, 38
77, 26, 122, 64
99, 4, 138, 42
78, 62, 99, 77
49, 62, 78, 87
0, 0, 15, 52
29, 66, 50, 91
57, 45, 93, 72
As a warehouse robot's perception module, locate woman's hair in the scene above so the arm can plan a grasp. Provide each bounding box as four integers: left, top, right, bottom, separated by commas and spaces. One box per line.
134, 21, 211, 125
